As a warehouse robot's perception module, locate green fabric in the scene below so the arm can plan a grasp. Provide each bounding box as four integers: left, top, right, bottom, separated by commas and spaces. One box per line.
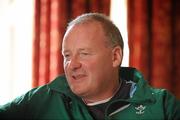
0, 67, 180, 119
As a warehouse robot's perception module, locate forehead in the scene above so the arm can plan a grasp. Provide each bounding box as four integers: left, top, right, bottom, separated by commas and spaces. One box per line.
62, 22, 108, 51
65, 21, 103, 38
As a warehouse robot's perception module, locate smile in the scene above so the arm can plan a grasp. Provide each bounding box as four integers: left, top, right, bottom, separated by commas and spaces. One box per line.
72, 74, 86, 80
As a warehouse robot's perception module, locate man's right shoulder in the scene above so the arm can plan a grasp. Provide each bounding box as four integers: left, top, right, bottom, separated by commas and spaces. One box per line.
28, 74, 68, 98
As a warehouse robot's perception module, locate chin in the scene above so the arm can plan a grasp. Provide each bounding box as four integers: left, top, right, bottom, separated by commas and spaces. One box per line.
71, 88, 87, 97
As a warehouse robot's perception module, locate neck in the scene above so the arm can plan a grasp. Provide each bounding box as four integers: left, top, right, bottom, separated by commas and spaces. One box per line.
83, 79, 121, 105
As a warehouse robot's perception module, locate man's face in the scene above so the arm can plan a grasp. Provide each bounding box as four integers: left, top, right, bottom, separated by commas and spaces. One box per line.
62, 22, 121, 101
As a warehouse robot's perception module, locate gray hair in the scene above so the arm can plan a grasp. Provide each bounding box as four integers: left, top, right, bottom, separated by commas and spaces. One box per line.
66, 13, 124, 50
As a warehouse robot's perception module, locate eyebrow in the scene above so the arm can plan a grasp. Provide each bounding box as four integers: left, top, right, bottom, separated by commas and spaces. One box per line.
78, 48, 93, 52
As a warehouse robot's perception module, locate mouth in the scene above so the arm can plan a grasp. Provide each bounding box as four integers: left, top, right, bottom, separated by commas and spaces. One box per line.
71, 74, 87, 81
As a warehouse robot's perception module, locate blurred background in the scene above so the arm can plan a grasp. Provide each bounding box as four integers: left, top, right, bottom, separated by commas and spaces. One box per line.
0, 0, 179, 105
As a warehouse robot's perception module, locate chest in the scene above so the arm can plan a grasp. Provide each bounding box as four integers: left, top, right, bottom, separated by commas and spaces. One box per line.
107, 104, 165, 120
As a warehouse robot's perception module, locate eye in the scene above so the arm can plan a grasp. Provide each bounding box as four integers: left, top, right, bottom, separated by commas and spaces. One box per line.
81, 52, 89, 55
63, 53, 71, 60
80, 52, 89, 56
79, 52, 91, 58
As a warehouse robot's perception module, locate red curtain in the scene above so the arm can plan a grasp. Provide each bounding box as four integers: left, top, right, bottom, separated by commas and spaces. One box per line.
32, 0, 110, 87
128, 0, 180, 98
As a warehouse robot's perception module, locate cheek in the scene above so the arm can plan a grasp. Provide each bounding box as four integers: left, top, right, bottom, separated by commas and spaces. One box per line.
89, 56, 112, 70
63, 60, 67, 69
63, 62, 70, 76
84, 59, 104, 78
86, 56, 113, 80
63, 63, 67, 71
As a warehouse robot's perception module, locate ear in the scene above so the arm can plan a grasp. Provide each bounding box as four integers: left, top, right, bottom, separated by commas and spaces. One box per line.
112, 46, 123, 67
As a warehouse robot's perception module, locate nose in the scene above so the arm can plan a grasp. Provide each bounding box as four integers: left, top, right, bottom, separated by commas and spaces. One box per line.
68, 56, 81, 71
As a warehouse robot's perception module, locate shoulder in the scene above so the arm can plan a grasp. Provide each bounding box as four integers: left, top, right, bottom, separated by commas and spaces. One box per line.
1, 75, 67, 109
0, 75, 70, 119
150, 87, 178, 101
150, 87, 180, 119
26, 75, 68, 102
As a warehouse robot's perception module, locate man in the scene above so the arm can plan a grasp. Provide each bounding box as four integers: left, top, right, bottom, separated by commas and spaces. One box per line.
0, 13, 180, 119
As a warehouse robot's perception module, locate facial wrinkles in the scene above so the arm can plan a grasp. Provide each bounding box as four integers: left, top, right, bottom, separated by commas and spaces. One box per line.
63, 49, 88, 81
63, 22, 111, 82
70, 69, 87, 80
62, 23, 98, 65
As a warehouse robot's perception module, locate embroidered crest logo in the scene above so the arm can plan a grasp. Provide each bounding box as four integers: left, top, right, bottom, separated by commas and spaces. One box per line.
135, 104, 146, 115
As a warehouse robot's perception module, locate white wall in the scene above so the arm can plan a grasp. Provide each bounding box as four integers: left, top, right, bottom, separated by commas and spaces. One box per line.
0, 0, 34, 105
110, 0, 129, 67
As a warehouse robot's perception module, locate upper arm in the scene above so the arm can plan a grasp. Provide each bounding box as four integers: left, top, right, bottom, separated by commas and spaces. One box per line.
0, 94, 28, 119
163, 90, 180, 120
